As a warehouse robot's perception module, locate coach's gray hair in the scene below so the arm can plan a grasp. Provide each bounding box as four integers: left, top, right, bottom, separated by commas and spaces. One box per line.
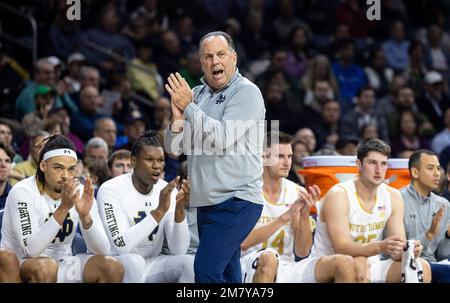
199, 31, 236, 53
86, 136, 108, 152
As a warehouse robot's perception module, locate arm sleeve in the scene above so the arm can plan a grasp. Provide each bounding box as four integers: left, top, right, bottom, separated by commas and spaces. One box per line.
183, 84, 265, 150
97, 186, 159, 254
6, 189, 61, 258
163, 190, 190, 255
80, 198, 110, 255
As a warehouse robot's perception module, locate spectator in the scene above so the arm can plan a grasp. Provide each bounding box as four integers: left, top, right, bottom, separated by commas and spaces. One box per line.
47, 106, 84, 155
21, 85, 57, 137
336, 136, 359, 156
239, 9, 273, 61
264, 78, 302, 135
360, 122, 380, 141
301, 55, 339, 103
294, 127, 317, 153
403, 41, 428, 97
332, 39, 367, 114
307, 99, 341, 150
130, 0, 169, 34
253, 47, 293, 92
222, 18, 248, 69
341, 86, 389, 143
288, 140, 310, 186
127, 42, 163, 102
431, 108, 450, 155
284, 25, 313, 79
63, 53, 87, 94
390, 110, 429, 157
85, 160, 110, 196
0, 142, 14, 209
374, 74, 407, 117
70, 86, 104, 142
272, 0, 305, 43
107, 149, 132, 178
302, 80, 335, 127
10, 131, 49, 186
117, 108, 146, 151
386, 85, 435, 138
15, 57, 77, 120
78, 5, 135, 75
94, 118, 117, 153
364, 48, 394, 98
0, 119, 22, 164
148, 97, 171, 135
155, 30, 185, 81
68, 66, 101, 107
179, 51, 202, 89
15, 58, 55, 119
174, 14, 200, 52
84, 137, 109, 164
122, 14, 152, 47
424, 25, 450, 78
418, 71, 450, 131
382, 20, 410, 72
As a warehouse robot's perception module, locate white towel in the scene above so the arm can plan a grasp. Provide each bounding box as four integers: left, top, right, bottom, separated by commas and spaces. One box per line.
401, 239, 424, 283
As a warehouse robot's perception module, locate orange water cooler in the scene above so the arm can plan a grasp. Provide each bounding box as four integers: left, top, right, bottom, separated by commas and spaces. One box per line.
385, 158, 410, 190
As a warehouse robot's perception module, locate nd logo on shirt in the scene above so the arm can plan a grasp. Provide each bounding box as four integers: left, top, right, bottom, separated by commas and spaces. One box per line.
46, 213, 74, 243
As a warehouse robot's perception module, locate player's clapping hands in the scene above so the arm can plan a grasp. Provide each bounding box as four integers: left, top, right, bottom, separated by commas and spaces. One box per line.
176, 178, 190, 210
298, 185, 321, 219
74, 176, 94, 218
60, 177, 78, 210
158, 176, 180, 214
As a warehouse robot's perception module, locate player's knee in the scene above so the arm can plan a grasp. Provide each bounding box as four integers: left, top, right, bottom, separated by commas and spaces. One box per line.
354, 256, 369, 283
257, 252, 278, 275
97, 256, 124, 283
26, 258, 58, 283
0, 250, 19, 271
333, 255, 355, 279
0, 250, 20, 282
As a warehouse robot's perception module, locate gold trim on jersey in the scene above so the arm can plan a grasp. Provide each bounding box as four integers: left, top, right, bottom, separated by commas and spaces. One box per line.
355, 192, 377, 215
263, 187, 287, 206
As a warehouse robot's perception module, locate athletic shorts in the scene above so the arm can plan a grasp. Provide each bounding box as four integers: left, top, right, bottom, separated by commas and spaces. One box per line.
369, 258, 395, 283
278, 257, 319, 283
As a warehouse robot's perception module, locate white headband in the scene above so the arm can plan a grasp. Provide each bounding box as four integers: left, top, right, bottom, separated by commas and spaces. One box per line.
43, 148, 77, 161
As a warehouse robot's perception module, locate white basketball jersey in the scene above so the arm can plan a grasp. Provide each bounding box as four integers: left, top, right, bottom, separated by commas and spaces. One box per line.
1, 176, 83, 260
242, 178, 302, 262
311, 179, 392, 258
97, 173, 178, 258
